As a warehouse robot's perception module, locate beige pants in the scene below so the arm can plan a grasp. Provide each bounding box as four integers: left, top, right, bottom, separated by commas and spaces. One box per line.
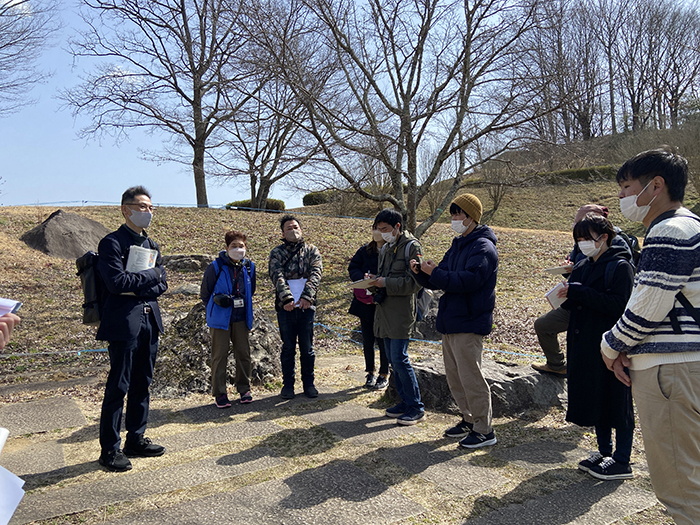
210, 322, 252, 396
442, 333, 492, 435
631, 362, 700, 525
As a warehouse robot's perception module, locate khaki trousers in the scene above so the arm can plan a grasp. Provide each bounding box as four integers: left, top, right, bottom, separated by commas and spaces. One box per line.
442, 333, 492, 434
210, 321, 252, 396
631, 362, 700, 525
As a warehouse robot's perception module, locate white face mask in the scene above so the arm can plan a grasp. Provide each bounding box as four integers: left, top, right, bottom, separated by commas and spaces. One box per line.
285, 229, 302, 242
451, 218, 471, 234
228, 248, 245, 261
578, 239, 601, 258
620, 180, 657, 222
129, 209, 152, 229
381, 228, 398, 244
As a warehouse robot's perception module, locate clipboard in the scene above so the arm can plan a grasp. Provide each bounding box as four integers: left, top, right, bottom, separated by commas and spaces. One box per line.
347, 278, 377, 289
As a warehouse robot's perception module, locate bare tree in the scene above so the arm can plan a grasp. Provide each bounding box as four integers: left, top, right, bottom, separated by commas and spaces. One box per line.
0, 0, 60, 116
61, 0, 251, 207
257, 0, 554, 236
213, 76, 320, 209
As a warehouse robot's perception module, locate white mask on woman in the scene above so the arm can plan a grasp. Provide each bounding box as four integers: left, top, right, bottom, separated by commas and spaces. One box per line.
578, 239, 601, 258
228, 248, 245, 261
620, 180, 657, 222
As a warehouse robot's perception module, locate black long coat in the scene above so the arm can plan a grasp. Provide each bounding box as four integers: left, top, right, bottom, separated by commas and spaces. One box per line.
562, 243, 635, 429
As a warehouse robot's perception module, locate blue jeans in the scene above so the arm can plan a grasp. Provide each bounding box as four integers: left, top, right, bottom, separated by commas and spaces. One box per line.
384, 338, 423, 411
100, 310, 158, 453
277, 308, 315, 388
596, 424, 634, 465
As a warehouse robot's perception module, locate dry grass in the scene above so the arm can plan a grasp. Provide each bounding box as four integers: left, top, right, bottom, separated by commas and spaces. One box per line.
0, 180, 684, 524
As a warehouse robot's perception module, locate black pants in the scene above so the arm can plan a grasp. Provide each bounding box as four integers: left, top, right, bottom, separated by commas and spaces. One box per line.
99, 310, 158, 453
351, 300, 388, 375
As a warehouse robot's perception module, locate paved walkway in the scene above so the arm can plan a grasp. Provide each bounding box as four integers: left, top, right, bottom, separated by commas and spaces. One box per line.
0, 357, 661, 525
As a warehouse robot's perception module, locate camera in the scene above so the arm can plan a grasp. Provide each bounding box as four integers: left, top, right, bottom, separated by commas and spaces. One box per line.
372, 288, 387, 304
213, 294, 233, 308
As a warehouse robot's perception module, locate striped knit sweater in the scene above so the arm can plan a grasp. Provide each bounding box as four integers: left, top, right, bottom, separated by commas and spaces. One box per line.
601, 208, 700, 370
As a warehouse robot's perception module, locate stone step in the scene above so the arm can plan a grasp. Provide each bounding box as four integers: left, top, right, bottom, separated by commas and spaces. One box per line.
464, 478, 658, 525
0, 396, 87, 437
10, 448, 285, 525
101, 461, 426, 525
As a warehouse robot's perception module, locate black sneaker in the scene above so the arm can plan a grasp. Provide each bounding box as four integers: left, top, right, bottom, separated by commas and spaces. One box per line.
588, 457, 633, 480
123, 436, 165, 457
385, 402, 407, 418
304, 385, 318, 398
444, 418, 473, 438
364, 373, 376, 388
99, 449, 132, 472
397, 408, 425, 426
374, 375, 389, 390
578, 451, 605, 473
459, 430, 497, 449
280, 385, 295, 399
215, 394, 231, 409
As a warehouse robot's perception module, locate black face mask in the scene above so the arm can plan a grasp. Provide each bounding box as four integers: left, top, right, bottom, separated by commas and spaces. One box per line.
213, 294, 233, 308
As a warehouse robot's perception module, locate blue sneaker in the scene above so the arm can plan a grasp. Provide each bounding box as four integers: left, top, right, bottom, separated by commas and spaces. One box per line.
385, 402, 407, 418
397, 408, 425, 426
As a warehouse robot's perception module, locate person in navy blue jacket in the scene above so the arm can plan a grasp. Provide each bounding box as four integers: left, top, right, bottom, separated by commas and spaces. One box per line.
347, 229, 388, 389
200, 230, 256, 408
412, 193, 498, 449
96, 186, 168, 472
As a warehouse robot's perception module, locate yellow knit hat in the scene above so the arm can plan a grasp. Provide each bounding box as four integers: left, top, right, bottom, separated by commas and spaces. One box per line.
451, 193, 483, 223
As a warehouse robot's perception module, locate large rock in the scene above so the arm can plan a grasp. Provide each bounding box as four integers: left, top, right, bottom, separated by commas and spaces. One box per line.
152, 303, 282, 396
20, 209, 112, 260
398, 356, 567, 418
162, 254, 214, 272
413, 290, 441, 341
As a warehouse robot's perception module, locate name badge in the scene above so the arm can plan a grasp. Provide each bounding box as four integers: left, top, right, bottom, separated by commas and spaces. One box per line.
233, 298, 244, 308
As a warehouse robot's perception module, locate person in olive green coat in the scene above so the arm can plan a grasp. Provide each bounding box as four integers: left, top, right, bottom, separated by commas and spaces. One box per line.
369, 209, 425, 426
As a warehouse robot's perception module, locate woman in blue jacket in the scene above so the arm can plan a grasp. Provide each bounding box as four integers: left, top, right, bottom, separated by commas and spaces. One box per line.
412, 194, 498, 449
200, 231, 256, 408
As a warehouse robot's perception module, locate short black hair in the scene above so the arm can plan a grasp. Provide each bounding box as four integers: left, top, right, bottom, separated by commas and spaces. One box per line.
279, 214, 300, 231
121, 186, 151, 204
616, 146, 688, 202
573, 213, 616, 247
449, 203, 465, 216
373, 209, 403, 230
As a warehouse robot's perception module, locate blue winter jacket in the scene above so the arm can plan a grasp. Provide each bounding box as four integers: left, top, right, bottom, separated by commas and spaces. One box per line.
414, 225, 498, 335
201, 251, 256, 330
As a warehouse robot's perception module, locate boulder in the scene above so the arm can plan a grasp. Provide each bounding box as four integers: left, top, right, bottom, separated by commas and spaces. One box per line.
151, 303, 282, 396
162, 254, 214, 272
413, 290, 442, 341
20, 209, 112, 260
388, 356, 567, 418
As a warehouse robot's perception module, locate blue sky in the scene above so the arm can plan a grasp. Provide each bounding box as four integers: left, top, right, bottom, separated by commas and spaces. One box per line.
0, 5, 302, 209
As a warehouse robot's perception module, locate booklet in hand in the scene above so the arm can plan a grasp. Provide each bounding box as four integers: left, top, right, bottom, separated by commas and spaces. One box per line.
545, 282, 566, 309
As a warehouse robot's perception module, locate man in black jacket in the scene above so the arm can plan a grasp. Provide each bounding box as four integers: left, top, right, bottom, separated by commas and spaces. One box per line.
96, 186, 168, 472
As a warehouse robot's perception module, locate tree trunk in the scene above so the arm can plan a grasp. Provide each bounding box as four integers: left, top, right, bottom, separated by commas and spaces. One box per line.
193, 142, 209, 207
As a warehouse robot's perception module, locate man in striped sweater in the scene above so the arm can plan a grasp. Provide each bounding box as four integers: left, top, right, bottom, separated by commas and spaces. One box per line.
601, 147, 700, 525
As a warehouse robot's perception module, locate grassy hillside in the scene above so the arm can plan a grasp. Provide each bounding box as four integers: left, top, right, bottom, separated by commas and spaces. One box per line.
1, 178, 697, 383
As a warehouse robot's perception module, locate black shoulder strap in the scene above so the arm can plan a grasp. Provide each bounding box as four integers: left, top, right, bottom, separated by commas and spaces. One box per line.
675, 291, 700, 328
282, 243, 304, 271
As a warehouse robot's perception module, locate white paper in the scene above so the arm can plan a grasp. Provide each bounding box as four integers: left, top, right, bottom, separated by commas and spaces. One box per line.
0, 298, 21, 317
545, 282, 566, 309
0, 428, 8, 456
543, 266, 572, 275
125, 245, 158, 272
288, 278, 308, 305
0, 465, 25, 525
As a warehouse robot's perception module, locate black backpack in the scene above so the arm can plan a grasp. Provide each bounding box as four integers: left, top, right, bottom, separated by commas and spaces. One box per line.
614, 228, 641, 267
76, 251, 104, 327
